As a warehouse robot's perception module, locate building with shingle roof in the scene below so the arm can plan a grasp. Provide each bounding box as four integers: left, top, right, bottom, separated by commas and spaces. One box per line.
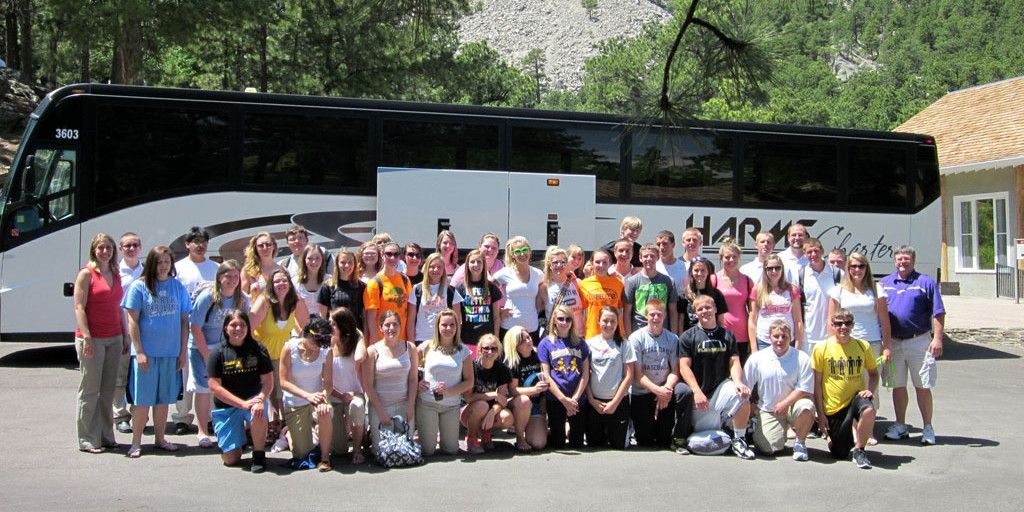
896, 76, 1024, 298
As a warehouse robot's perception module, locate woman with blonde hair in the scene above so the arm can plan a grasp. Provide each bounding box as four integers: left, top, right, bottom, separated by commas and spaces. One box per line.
416, 308, 474, 456
540, 246, 585, 333
355, 241, 382, 284
407, 252, 463, 343
241, 232, 282, 296
502, 326, 548, 451
493, 236, 544, 341
538, 304, 591, 449
293, 244, 328, 317
189, 259, 247, 448
73, 233, 124, 453
748, 254, 804, 351
435, 229, 459, 276
461, 333, 513, 454
713, 238, 755, 362
317, 249, 365, 331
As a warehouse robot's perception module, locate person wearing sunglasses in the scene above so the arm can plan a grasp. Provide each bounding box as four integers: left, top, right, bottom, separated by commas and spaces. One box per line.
748, 254, 804, 351
502, 326, 548, 452
812, 308, 879, 469
402, 243, 424, 285
493, 236, 544, 342
538, 305, 591, 449
242, 231, 283, 297
363, 241, 413, 344
462, 334, 513, 454
540, 246, 586, 334
279, 315, 335, 472
827, 252, 891, 444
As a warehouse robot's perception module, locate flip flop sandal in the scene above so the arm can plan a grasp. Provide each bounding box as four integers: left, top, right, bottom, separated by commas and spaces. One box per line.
127, 446, 142, 458
81, 446, 106, 454
156, 440, 180, 452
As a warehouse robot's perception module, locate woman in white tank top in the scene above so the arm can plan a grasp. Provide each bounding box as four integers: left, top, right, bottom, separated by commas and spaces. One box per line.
363, 310, 420, 446
279, 316, 334, 472
328, 307, 367, 464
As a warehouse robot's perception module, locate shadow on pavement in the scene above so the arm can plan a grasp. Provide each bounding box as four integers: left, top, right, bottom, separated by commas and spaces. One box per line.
0, 344, 78, 369
931, 435, 999, 448
942, 339, 1020, 361
870, 453, 915, 470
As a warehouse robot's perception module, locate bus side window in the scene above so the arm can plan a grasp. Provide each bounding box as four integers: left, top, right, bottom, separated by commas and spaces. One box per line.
6, 148, 76, 238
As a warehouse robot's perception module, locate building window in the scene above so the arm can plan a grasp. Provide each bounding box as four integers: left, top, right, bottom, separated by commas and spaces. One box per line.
955, 192, 1010, 272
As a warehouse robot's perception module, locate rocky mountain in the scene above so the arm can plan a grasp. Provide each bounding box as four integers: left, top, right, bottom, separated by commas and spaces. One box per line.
458, 0, 672, 90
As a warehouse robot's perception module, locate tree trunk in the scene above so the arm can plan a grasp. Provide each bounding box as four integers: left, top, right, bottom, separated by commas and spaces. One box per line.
111, 13, 142, 84
258, 22, 268, 92
16, 0, 32, 78
80, 42, 89, 82
4, 3, 18, 68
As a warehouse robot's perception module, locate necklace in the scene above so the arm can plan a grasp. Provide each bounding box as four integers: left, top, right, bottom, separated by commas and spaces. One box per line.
437, 344, 458, 355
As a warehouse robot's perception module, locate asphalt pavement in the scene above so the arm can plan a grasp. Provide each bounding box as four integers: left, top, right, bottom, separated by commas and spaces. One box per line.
0, 296, 1021, 511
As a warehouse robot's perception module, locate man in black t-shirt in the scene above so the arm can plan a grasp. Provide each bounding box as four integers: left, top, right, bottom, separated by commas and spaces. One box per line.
672, 295, 755, 459
208, 321, 274, 472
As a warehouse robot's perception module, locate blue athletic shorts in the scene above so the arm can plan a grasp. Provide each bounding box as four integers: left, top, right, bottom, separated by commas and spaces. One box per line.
213, 404, 268, 453
127, 356, 182, 406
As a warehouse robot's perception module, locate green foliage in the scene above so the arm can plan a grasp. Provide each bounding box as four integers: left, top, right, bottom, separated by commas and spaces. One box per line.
573, 0, 1024, 130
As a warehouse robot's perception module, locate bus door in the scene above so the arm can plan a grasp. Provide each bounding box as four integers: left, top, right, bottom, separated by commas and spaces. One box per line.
375, 167, 595, 251
0, 146, 81, 340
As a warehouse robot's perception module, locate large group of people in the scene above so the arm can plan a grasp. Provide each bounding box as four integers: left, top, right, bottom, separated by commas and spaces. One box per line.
72, 217, 945, 472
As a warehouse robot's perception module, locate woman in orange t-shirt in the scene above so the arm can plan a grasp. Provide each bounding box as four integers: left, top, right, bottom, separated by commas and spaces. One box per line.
577, 248, 625, 339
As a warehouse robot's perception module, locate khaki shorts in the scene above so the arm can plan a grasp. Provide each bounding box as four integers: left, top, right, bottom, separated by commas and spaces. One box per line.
753, 398, 815, 454
892, 332, 936, 388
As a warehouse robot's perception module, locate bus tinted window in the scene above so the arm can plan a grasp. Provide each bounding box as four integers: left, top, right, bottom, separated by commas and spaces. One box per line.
381, 120, 500, 170
631, 129, 732, 203
243, 114, 368, 189
848, 145, 907, 209
509, 124, 620, 200
742, 140, 837, 205
95, 106, 229, 210
914, 145, 940, 210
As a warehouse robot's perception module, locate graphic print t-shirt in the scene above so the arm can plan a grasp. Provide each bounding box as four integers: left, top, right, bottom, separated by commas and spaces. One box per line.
811, 337, 877, 415
456, 280, 503, 346
579, 275, 624, 339
207, 340, 273, 409
624, 271, 678, 332
678, 325, 738, 396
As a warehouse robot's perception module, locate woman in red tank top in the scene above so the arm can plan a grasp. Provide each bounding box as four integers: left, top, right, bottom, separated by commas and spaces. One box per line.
73, 233, 125, 453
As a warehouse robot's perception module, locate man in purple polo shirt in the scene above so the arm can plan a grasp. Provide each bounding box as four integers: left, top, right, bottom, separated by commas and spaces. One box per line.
879, 245, 945, 445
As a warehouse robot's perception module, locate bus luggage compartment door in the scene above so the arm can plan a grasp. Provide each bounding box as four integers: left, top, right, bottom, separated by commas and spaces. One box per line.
376, 167, 511, 247
508, 172, 595, 252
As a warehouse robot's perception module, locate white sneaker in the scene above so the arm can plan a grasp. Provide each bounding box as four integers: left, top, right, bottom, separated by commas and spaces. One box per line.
921, 424, 936, 445
792, 443, 808, 462
885, 422, 909, 440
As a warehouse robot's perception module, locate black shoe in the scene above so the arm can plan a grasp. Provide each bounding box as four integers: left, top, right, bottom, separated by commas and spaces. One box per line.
116, 421, 132, 434
174, 422, 191, 435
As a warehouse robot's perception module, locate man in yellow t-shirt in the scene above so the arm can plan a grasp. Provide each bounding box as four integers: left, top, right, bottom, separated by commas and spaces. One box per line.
812, 308, 879, 469
364, 242, 412, 342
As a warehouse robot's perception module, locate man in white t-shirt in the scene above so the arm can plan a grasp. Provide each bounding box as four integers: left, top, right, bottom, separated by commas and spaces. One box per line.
113, 232, 144, 433
740, 232, 775, 284
279, 224, 333, 277
655, 230, 687, 297
172, 226, 219, 435
744, 319, 816, 460
797, 238, 841, 353
779, 224, 810, 284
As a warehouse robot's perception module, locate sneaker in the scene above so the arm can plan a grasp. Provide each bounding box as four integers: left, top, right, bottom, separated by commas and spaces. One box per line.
251, 461, 266, 474
116, 421, 132, 434
921, 424, 936, 445
852, 448, 872, 469
197, 436, 215, 449
466, 436, 485, 455
671, 437, 690, 455
174, 422, 191, 436
792, 443, 808, 462
884, 422, 909, 440
730, 437, 755, 460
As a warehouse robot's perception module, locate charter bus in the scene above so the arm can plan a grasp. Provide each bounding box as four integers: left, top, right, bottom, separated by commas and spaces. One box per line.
0, 84, 940, 341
